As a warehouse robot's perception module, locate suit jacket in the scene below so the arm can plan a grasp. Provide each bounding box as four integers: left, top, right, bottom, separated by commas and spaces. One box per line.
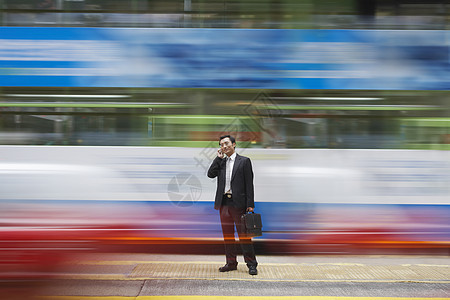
207, 153, 254, 210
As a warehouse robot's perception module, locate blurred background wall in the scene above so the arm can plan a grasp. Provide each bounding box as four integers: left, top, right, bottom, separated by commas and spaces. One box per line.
0, 0, 448, 29
0, 0, 448, 149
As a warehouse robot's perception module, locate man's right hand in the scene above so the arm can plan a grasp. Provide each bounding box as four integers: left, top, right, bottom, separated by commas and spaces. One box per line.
217, 149, 224, 158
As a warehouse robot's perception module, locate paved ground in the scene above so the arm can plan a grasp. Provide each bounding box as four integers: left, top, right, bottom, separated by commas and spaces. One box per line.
35, 254, 450, 299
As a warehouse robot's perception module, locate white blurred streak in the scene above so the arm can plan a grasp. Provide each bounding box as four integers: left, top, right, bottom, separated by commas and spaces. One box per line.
264, 166, 361, 178
0, 163, 102, 174
1, 146, 448, 205
0, 39, 120, 61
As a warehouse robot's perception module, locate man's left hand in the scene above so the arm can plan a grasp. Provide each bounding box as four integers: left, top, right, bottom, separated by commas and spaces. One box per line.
246, 207, 254, 213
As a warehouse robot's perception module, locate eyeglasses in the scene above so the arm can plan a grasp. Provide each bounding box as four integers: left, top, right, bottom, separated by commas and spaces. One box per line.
220, 141, 232, 148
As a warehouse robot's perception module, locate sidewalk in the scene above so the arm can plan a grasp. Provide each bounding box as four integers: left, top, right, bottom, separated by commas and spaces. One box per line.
59, 254, 450, 283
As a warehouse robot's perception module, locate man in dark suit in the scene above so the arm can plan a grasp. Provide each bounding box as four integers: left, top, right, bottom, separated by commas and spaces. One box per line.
207, 135, 258, 275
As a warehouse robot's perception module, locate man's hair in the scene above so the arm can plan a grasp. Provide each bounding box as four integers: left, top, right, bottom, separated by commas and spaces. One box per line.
219, 135, 236, 145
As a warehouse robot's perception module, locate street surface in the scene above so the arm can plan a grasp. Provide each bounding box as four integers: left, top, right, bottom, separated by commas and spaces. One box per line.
35, 254, 449, 300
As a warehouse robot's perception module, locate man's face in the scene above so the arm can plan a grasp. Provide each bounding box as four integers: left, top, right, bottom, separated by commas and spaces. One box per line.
219, 137, 235, 157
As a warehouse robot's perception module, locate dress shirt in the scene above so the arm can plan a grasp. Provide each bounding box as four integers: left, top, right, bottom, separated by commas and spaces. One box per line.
224, 152, 236, 194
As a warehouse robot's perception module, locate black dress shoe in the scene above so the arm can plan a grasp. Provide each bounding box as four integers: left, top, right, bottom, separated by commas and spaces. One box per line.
219, 264, 237, 272
248, 265, 258, 275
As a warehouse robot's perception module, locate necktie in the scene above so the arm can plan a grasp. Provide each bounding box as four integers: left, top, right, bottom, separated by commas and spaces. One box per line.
225, 157, 232, 193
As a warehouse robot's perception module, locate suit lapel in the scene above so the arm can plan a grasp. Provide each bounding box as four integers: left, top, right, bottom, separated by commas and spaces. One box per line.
220, 158, 227, 186
231, 154, 242, 182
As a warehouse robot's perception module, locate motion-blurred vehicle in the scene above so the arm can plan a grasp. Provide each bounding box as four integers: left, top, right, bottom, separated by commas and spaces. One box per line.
1, 146, 449, 273
0, 162, 154, 284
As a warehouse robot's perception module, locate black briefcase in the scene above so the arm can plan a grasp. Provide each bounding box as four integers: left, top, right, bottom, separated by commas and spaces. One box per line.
241, 212, 263, 237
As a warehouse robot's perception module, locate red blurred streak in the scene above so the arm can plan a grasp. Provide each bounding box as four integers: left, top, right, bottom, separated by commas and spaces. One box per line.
94, 236, 224, 245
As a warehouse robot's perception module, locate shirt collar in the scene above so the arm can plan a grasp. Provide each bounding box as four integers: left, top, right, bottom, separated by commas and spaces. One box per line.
228, 152, 237, 161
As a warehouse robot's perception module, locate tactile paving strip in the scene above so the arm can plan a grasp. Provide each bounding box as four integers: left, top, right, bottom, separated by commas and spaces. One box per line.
130, 262, 450, 282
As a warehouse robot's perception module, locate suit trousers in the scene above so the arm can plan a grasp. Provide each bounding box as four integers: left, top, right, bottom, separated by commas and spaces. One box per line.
219, 203, 257, 267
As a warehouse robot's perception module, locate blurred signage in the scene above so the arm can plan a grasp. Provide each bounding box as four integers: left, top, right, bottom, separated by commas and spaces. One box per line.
0, 28, 448, 90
